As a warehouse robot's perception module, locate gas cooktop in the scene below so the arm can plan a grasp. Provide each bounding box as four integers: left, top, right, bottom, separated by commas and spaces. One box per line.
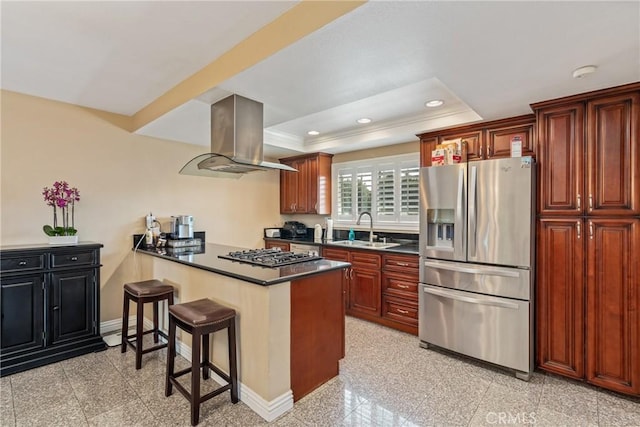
219, 248, 322, 268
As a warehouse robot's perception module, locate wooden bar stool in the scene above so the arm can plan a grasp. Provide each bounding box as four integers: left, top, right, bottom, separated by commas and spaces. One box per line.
165, 298, 238, 426
121, 279, 175, 369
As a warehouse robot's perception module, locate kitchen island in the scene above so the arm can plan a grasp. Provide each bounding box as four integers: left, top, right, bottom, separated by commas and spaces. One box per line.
134, 243, 349, 422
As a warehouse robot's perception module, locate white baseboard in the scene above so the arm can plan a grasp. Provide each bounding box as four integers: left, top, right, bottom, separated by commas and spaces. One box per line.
99, 317, 294, 422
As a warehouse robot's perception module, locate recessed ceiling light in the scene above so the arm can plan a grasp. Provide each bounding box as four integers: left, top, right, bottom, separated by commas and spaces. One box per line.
307, 130, 320, 136
356, 118, 372, 124
572, 65, 597, 79
425, 99, 444, 108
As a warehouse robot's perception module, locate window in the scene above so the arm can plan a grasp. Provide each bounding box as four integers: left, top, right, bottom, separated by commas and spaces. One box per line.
332, 154, 420, 230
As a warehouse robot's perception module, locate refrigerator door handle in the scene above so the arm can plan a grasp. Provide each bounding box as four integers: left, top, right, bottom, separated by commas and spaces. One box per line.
454, 166, 465, 259
423, 260, 521, 278
423, 287, 520, 310
468, 165, 478, 257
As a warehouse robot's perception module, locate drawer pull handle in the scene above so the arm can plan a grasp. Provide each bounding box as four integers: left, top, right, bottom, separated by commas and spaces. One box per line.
397, 284, 410, 289
396, 262, 410, 267
18, 260, 27, 266
396, 308, 409, 314
70, 256, 78, 261
53, 306, 59, 311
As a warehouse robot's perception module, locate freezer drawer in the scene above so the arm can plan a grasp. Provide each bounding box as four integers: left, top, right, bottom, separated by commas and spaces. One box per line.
419, 283, 533, 375
421, 259, 531, 300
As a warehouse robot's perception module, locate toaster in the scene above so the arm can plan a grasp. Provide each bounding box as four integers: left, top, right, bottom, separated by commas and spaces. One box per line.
264, 228, 281, 238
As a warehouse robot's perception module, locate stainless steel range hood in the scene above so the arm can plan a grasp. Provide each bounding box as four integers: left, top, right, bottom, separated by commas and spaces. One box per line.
179, 94, 297, 177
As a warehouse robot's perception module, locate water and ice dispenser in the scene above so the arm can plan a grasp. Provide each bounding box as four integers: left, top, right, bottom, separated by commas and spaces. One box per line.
426, 209, 455, 249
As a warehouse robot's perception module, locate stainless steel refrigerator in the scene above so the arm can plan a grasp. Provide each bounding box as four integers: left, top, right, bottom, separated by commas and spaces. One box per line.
418, 156, 535, 380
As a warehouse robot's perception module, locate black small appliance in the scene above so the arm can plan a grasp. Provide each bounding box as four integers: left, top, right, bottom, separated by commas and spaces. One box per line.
281, 221, 308, 239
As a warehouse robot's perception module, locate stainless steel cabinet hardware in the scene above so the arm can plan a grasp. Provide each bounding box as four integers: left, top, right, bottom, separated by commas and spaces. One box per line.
590, 222, 594, 239
18, 260, 27, 266
397, 284, 410, 289
396, 308, 409, 314
589, 194, 593, 210
577, 194, 581, 210
577, 221, 581, 239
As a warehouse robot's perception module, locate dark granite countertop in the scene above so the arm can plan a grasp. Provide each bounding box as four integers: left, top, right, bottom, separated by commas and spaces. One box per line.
264, 237, 419, 255
136, 243, 350, 286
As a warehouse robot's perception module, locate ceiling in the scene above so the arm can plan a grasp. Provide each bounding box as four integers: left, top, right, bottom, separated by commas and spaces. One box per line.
2, 1, 639, 159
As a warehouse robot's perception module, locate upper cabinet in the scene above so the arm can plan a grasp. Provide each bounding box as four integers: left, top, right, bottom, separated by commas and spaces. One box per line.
418, 114, 535, 167
279, 152, 333, 215
533, 84, 640, 216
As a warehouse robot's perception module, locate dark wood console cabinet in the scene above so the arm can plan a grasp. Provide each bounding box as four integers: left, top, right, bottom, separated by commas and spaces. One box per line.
0, 243, 106, 376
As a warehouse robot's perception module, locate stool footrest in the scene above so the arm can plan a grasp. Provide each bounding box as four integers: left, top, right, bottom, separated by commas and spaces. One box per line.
125, 329, 169, 341
125, 330, 169, 351
171, 361, 227, 381
168, 377, 232, 405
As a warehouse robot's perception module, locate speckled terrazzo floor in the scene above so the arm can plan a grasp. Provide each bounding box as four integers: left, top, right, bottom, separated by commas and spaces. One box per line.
1, 316, 639, 426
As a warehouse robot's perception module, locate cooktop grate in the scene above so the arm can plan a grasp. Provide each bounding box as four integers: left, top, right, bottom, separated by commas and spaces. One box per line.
218, 248, 322, 268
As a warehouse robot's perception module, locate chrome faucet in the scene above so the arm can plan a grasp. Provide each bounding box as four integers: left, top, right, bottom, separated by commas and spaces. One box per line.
356, 211, 374, 244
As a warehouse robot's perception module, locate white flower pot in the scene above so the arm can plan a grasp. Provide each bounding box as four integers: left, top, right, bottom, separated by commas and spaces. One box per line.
48, 235, 78, 245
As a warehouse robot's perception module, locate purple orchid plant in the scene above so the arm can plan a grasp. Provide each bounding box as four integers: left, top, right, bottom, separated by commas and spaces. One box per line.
42, 181, 80, 236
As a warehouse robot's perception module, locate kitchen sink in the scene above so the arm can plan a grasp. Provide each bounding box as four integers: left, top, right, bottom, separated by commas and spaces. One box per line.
327, 240, 401, 250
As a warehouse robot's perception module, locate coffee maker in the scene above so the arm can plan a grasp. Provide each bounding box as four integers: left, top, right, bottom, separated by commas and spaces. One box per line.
171, 215, 194, 239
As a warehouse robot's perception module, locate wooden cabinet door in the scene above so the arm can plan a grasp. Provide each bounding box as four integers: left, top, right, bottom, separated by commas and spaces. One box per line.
586, 92, 640, 216
485, 121, 535, 159
348, 250, 381, 316
49, 269, 95, 345
304, 156, 318, 214
280, 166, 297, 214
349, 267, 381, 317
294, 158, 310, 213
322, 247, 350, 337
420, 136, 438, 167
536, 103, 585, 215
586, 218, 640, 395
0, 274, 44, 355
536, 218, 585, 379
442, 131, 483, 161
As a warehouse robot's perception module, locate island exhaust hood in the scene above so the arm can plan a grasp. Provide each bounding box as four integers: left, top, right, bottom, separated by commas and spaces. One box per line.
179, 94, 297, 177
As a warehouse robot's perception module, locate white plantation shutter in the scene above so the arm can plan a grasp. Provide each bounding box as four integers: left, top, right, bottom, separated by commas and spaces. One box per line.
336, 168, 354, 218
376, 167, 395, 219
332, 154, 419, 230
337, 173, 353, 217
356, 170, 373, 214
400, 165, 420, 218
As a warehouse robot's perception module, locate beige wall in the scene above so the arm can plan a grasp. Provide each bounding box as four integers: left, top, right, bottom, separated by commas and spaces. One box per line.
0, 90, 281, 322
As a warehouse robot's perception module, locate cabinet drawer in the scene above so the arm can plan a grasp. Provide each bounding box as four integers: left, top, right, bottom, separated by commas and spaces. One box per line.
323, 248, 349, 262
350, 251, 381, 270
382, 272, 418, 301
1, 255, 45, 273
382, 295, 418, 326
51, 251, 96, 268
383, 254, 419, 274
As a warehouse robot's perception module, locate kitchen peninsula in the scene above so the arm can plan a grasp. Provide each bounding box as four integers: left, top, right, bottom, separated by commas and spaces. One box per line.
135, 243, 350, 422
